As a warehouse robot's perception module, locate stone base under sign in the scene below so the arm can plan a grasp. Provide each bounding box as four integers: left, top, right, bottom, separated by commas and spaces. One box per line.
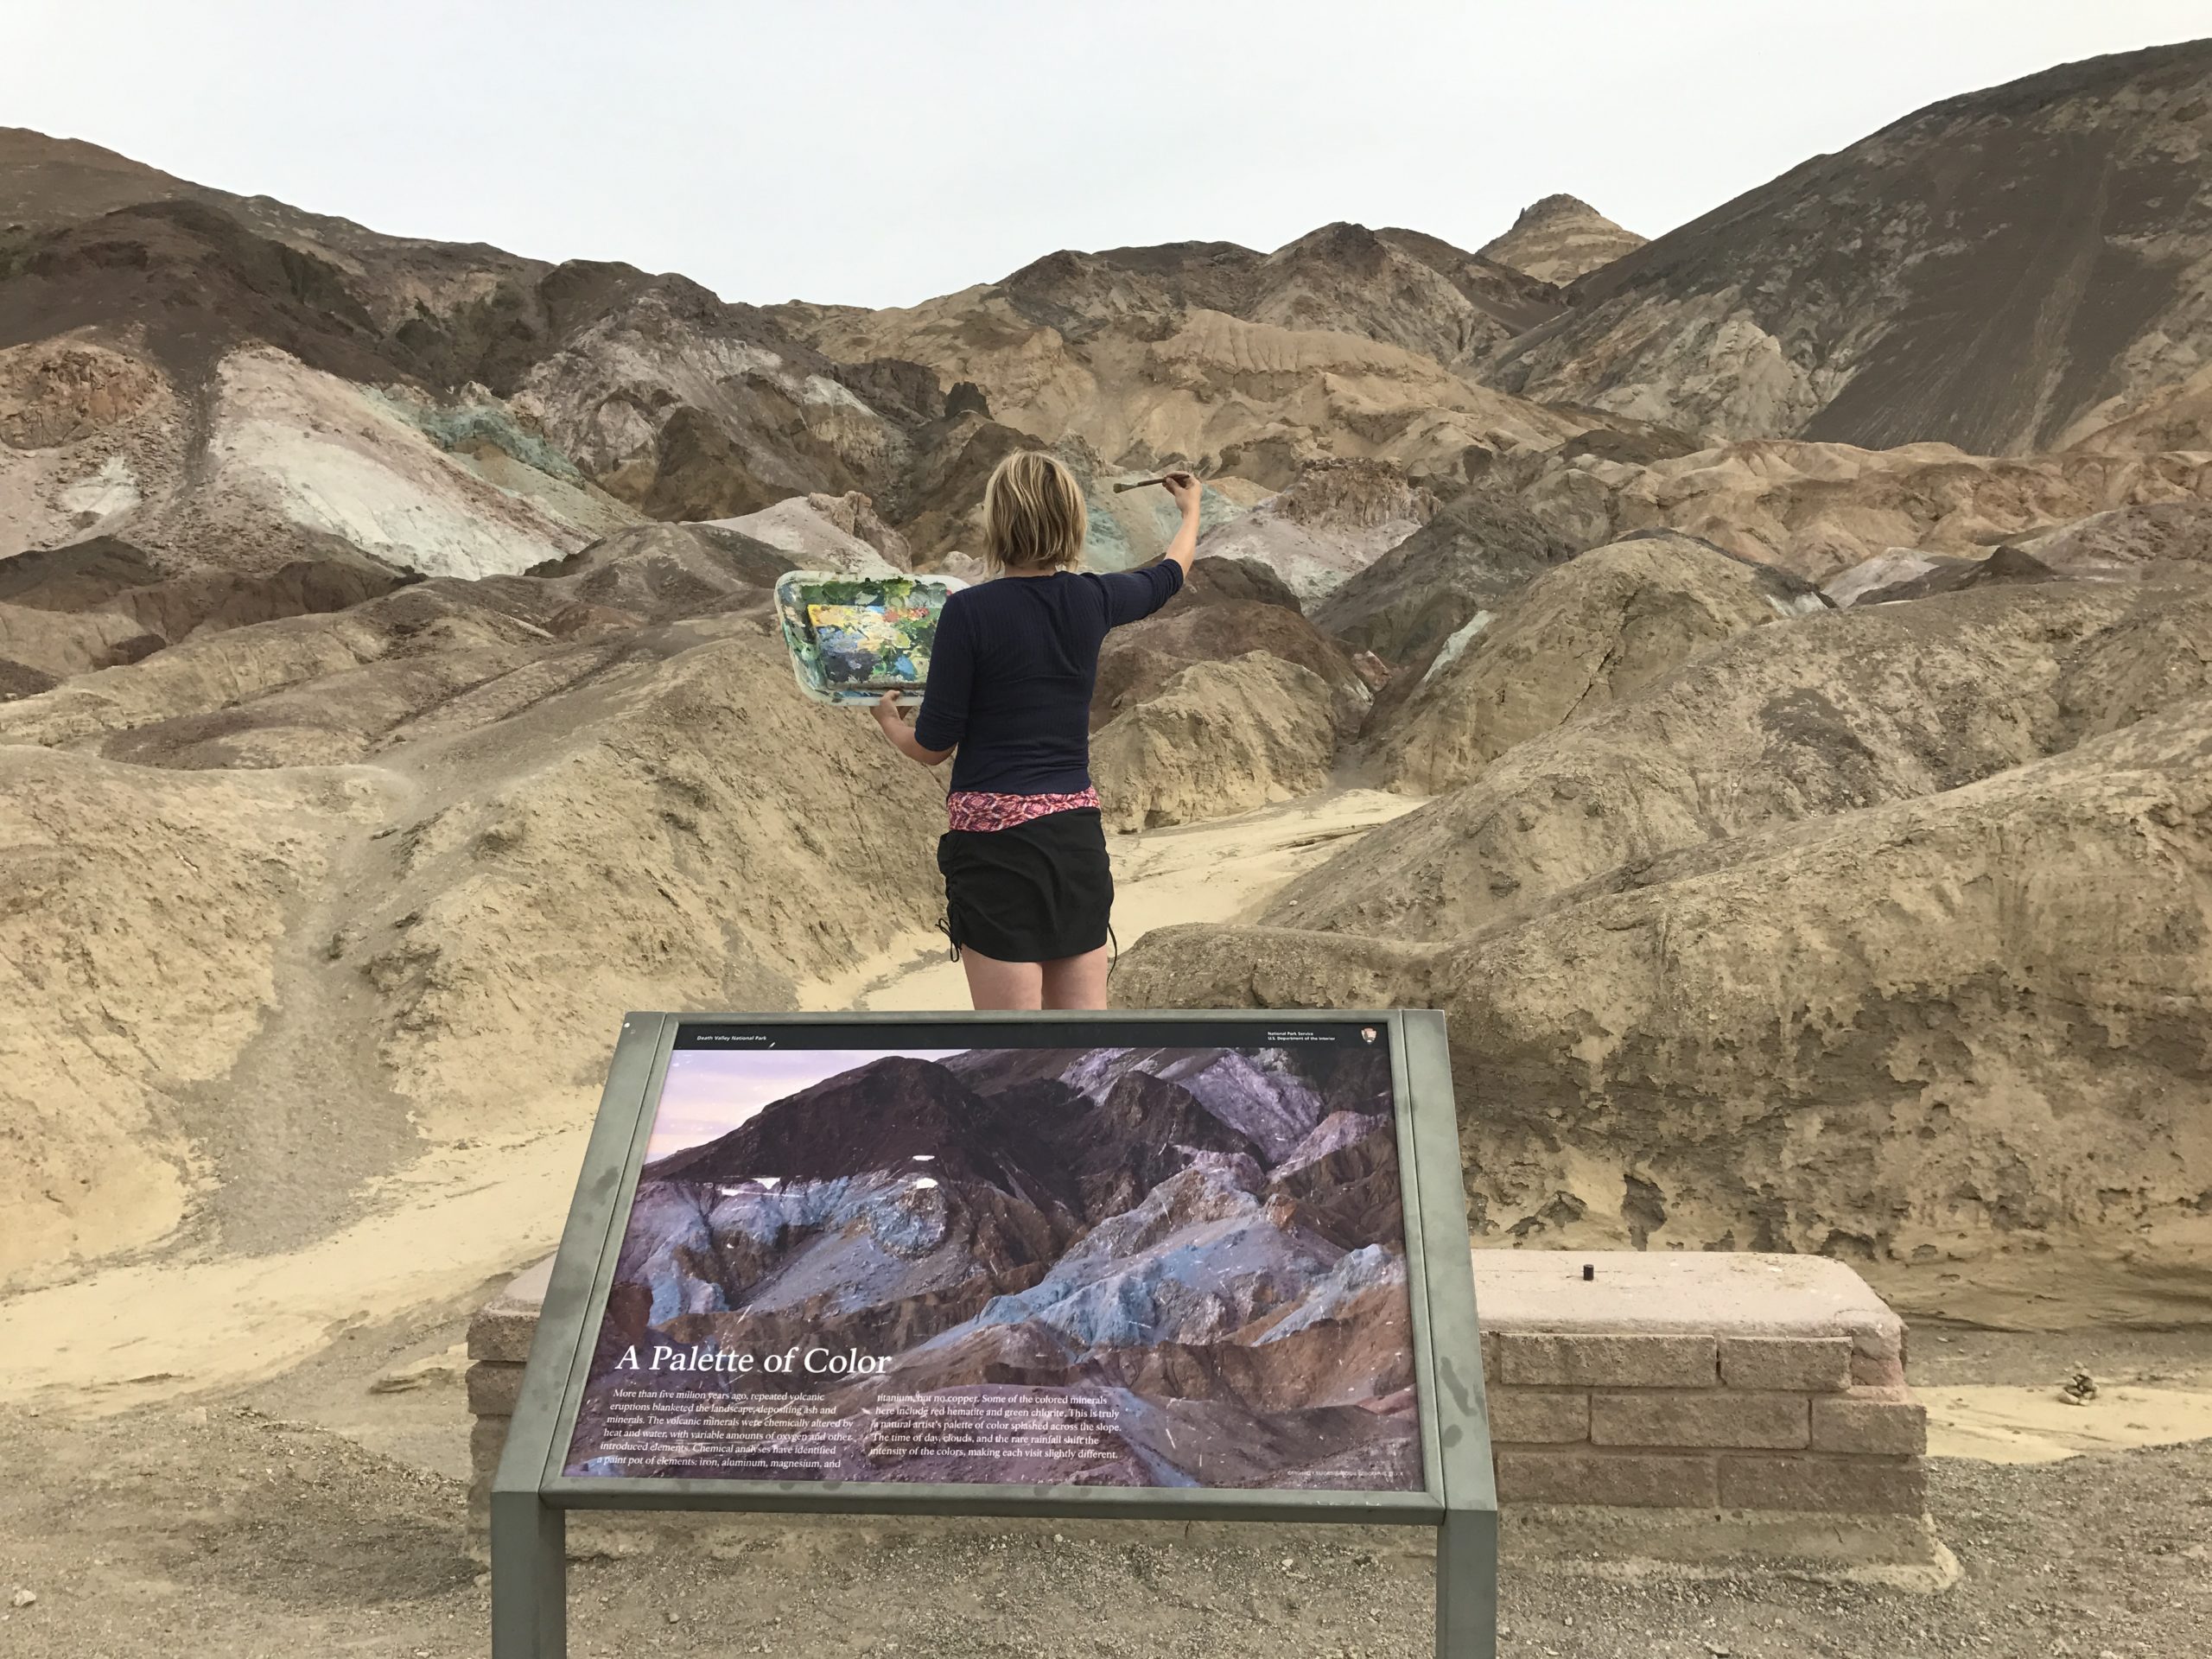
464, 1249, 1948, 1580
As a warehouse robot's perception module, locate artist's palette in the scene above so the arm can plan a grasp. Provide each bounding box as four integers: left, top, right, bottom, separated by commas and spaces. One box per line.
773, 570, 968, 706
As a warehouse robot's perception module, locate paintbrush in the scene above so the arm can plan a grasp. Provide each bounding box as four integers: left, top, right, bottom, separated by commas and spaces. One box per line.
1111, 474, 1197, 493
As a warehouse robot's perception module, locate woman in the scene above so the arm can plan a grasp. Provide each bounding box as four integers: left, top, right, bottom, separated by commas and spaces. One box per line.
871, 451, 1204, 1010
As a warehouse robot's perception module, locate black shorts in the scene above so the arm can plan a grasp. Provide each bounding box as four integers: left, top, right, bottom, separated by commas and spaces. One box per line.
937, 808, 1113, 963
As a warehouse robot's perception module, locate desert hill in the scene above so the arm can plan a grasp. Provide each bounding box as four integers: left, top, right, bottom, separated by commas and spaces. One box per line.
1489, 41, 2212, 454
1360, 530, 1828, 795
0, 130, 950, 591
1476, 193, 1646, 285
780, 219, 1562, 378
1281, 570, 2211, 942
1497, 433, 2212, 584
1116, 693, 2212, 1329
0, 124, 1610, 608
0, 125, 548, 319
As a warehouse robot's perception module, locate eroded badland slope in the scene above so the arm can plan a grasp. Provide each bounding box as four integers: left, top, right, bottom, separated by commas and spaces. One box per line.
0, 531, 945, 1285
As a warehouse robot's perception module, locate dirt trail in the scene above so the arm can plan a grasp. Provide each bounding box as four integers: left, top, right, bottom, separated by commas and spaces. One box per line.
0, 1130, 587, 1410
181, 769, 424, 1256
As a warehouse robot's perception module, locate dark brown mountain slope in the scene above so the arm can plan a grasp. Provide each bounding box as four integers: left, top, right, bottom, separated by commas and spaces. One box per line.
0, 125, 547, 320
1488, 41, 2212, 454
0, 130, 944, 580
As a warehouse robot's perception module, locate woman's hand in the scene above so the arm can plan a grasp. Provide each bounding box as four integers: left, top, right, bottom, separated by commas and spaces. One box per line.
1158, 472, 1205, 577
873, 692, 953, 766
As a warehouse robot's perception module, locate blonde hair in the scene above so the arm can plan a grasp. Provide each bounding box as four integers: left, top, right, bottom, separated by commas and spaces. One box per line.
983, 451, 1087, 573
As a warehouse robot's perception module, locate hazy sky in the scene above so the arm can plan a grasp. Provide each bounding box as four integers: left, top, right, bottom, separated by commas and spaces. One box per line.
8, 2, 2207, 308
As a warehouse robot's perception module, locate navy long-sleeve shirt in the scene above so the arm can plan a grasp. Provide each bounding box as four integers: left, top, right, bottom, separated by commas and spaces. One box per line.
913, 562, 1186, 794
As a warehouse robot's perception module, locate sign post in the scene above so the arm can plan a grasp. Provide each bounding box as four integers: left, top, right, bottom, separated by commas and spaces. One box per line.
492, 1008, 1494, 1656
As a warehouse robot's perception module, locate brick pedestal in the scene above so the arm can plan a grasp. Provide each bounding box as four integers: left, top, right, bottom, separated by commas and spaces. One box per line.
1471, 1252, 1941, 1575
464, 1249, 1944, 1575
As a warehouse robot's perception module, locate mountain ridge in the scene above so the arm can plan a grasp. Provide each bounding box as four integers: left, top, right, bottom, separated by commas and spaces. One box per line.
1494, 37, 2212, 454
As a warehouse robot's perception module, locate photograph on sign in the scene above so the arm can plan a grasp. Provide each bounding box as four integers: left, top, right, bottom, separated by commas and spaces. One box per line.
561, 1025, 1421, 1491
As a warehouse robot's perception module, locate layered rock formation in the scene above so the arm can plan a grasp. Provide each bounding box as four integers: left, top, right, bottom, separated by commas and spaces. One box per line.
1477, 194, 1646, 285
1503, 435, 2212, 583
1313, 485, 1580, 667
1276, 580, 2209, 942
1091, 561, 1370, 738
0, 130, 944, 591
773, 232, 1590, 493
708, 491, 912, 575
0, 332, 628, 584
1090, 652, 1344, 832
1362, 531, 1827, 795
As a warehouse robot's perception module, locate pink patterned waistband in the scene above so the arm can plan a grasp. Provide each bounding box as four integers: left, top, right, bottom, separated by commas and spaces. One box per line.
946, 786, 1102, 833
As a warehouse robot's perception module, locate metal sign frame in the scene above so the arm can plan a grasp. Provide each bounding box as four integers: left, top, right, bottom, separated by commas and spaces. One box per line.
491, 1008, 1495, 1656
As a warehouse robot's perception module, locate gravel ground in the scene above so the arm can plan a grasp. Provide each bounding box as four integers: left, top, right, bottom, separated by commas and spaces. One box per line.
0, 1329, 2205, 1657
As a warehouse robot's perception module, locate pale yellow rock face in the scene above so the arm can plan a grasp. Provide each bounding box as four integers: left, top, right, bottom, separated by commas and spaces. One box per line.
1090, 652, 1341, 833
1364, 532, 1803, 795
0, 749, 381, 1284
2059, 359, 2212, 457
1301, 580, 2211, 942
0, 588, 544, 754
0, 579, 949, 1290
0, 600, 154, 679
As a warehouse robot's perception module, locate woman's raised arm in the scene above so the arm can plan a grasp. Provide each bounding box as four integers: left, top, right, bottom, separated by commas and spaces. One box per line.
1159, 471, 1204, 576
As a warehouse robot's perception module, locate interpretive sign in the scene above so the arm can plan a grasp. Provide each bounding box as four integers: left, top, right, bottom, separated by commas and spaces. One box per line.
492, 1010, 1495, 1657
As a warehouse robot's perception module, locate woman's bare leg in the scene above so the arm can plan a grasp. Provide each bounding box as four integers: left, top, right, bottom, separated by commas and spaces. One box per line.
1040, 944, 1111, 1010
961, 947, 1045, 1010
